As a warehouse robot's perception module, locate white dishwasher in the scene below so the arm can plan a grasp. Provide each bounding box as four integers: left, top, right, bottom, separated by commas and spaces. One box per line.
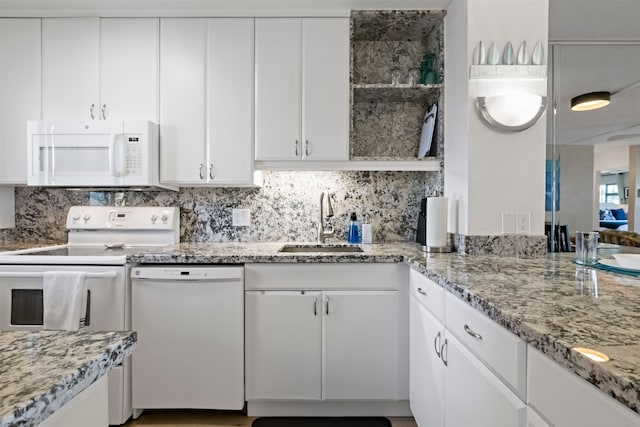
131, 266, 244, 413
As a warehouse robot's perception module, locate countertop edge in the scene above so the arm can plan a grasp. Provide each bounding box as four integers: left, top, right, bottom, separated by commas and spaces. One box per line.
1, 331, 137, 427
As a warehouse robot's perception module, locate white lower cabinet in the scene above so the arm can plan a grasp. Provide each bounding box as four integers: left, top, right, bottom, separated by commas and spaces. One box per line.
245, 290, 322, 400
528, 345, 640, 427
444, 332, 527, 427
527, 407, 552, 427
322, 291, 398, 400
409, 294, 445, 427
409, 270, 526, 427
245, 263, 406, 407
246, 289, 398, 401
38, 375, 109, 427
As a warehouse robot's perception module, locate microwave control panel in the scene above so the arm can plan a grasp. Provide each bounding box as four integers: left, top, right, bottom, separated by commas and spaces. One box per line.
125, 136, 143, 176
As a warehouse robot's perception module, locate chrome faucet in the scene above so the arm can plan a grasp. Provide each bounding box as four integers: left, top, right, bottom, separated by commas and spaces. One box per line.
318, 191, 336, 244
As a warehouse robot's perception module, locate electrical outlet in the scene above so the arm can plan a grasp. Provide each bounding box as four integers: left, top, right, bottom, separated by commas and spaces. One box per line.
502, 212, 516, 234
232, 209, 251, 227
516, 212, 530, 235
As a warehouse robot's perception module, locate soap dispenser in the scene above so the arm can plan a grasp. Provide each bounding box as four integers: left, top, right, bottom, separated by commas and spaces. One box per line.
347, 212, 361, 244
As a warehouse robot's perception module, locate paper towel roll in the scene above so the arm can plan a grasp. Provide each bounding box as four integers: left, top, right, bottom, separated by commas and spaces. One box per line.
426, 197, 448, 248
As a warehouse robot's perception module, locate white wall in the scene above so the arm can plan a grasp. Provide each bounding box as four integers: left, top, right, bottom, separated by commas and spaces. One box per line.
594, 145, 630, 172
445, 0, 549, 236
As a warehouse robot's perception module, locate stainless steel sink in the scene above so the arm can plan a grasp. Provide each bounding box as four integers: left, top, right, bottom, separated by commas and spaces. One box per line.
278, 244, 364, 253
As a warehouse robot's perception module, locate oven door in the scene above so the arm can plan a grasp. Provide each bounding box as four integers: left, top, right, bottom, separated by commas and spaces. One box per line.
0, 265, 127, 332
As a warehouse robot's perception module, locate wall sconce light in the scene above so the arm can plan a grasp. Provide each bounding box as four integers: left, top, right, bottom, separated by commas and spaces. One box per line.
476, 92, 547, 132
571, 81, 640, 112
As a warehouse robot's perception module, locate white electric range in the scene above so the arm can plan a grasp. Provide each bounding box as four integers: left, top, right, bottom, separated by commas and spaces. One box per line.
0, 205, 180, 425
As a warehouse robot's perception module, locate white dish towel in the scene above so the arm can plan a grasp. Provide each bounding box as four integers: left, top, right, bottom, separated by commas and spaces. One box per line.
43, 271, 87, 331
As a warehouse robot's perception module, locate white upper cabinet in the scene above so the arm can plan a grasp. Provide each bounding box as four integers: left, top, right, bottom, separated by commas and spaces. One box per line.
100, 18, 159, 121
0, 19, 41, 185
255, 18, 349, 162
302, 18, 350, 161
159, 18, 257, 186
159, 18, 207, 184
42, 18, 159, 121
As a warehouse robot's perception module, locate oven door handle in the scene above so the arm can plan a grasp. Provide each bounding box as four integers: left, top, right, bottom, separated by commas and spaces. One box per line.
0, 271, 117, 279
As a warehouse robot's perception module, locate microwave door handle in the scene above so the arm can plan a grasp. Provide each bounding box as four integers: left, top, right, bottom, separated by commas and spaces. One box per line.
114, 134, 125, 177
109, 134, 117, 177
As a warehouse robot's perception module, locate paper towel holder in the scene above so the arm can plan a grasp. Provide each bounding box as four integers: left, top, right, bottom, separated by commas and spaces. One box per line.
422, 235, 452, 253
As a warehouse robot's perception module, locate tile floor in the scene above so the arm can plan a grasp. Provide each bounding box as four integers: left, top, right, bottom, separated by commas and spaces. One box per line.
123, 410, 417, 427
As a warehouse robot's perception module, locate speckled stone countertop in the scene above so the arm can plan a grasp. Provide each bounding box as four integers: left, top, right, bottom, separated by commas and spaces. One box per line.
130, 242, 640, 414
0, 331, 137, 427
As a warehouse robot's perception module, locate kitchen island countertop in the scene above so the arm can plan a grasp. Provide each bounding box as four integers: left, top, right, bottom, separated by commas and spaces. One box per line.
0, 330, 137, 427
129, 241, 640, 414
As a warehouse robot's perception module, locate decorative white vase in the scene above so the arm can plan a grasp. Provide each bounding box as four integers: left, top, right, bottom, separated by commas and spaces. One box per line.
532, 41, 545, 65
517, 41, 529, 65
487, 42, 500, 65
473, 41, 486, 65
502, 41, 515, 65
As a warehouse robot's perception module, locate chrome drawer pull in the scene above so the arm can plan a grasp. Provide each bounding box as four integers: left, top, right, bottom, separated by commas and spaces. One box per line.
464, 324, 483, 340
434, 331, 441, 357
417, 287, 427, 296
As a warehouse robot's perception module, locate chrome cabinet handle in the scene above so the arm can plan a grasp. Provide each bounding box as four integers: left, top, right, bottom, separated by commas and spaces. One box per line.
199, 163, 204, 180
417, 287, 427, 296
90, 103, 95, 120
305, 140, 310, 156
434, 331, 441, 358
441, 338, 448, 366
325, 297, 329, 315
313, 297, 318, 316
209, 164, 214, 180
101, 104, 107, 120
464, 324, 483, 340
295, 140, 299, 156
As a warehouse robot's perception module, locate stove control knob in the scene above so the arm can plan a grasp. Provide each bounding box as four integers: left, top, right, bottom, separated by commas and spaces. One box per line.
82, 214, 91, 223
72, 214, 81, 222
150, 214, 158, 224
161, 214, 169, 224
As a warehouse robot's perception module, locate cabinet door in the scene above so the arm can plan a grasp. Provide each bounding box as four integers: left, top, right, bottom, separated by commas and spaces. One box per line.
444, 333, 527, 427
245, 290, 322, 400
409, 296, 445, 427
42, 18, 99, 120
207, 18, 255, 184
255, 18, 302, 161
0, 19, 41, 184
322, 291, 398, 400
527, 408, 552, 427
100, 18, 159, 122
159, 18, 207, 184
301, 18, 349, 161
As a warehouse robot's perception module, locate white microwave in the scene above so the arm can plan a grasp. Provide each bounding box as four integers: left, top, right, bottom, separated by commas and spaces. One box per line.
27, 120, 176, 190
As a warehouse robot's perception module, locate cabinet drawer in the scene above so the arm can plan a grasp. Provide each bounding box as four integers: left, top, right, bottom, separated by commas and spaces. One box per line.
445, 292, 526, 399
528, 346, 640, 427
245, 263, 405, 291
409, 269, 444, 322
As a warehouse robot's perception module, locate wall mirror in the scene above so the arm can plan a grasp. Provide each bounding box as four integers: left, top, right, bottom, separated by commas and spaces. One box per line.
547, 43, 640, 251
546, 0, 640, 251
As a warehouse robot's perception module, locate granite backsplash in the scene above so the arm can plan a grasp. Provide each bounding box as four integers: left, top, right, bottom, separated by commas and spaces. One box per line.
2, 170, 440, 244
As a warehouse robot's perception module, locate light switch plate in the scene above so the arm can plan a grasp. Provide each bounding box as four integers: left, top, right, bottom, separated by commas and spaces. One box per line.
516, 212, 530, 235
232, 209, 251, 227
502, 212, 516, 234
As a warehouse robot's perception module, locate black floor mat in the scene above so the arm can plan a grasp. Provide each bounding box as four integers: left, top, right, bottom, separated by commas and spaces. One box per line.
252, 417, 392, 427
